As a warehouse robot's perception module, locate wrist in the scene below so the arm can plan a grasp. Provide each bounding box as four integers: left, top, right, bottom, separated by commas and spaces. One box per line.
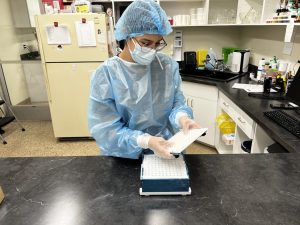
137, 134, 151, 149
175, 112, 189, 127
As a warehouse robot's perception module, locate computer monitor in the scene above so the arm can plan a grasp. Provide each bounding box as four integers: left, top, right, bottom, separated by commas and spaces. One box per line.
286, 66, 300, 107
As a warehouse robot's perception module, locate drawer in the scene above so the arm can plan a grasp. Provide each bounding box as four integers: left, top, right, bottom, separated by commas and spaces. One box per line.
235, 107, 255, 138
219, 96, 237, 120
219, 92, 255, 138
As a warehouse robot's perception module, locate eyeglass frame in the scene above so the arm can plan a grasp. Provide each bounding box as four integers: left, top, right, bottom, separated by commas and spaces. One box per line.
131, 37, 167, 52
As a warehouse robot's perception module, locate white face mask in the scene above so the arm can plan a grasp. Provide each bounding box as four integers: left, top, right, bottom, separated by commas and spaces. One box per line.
128, 39, 157, 65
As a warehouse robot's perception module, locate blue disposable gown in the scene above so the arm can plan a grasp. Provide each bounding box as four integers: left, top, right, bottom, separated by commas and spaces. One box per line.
88, 53, 193, 159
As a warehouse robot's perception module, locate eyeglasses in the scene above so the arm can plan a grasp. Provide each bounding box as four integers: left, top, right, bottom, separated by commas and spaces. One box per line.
133, 38, 167, 52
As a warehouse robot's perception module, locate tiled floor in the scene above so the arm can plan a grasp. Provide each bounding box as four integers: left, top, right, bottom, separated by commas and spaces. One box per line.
0, 121, 217, 157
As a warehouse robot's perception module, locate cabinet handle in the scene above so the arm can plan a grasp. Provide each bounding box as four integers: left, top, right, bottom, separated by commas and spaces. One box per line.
238, 117, 246, 124
223, 102, 229, 107
191, 99, 194, 108
187, 98, 190, 106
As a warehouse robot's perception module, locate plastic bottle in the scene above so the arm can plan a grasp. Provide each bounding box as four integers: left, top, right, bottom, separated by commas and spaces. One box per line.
205, 48, 217, 70
257, 58, 265, 81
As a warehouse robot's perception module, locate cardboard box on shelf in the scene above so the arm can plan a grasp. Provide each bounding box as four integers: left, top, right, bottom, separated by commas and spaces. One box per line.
0, 186, 4, 203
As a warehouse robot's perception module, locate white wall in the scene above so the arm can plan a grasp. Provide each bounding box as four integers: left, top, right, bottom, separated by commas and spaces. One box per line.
163, 25, 299, 75
0, 0, 36, 105
240, 26, 300, 74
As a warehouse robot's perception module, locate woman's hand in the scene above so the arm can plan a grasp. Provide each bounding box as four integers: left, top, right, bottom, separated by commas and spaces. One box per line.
179, 116, 201, 134
148, 136, 174, 159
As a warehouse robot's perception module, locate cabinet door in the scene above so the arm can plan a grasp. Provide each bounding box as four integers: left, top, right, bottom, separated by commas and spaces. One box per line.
182, 81, 218, 146
46, 62, 100, 138
188, 96, 217, 146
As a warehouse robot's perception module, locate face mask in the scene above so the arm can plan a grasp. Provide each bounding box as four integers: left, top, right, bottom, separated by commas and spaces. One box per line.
128, 39, 157, 65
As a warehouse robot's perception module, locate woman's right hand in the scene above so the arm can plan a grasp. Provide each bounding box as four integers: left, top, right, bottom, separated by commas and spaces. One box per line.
148, 136, 174, 159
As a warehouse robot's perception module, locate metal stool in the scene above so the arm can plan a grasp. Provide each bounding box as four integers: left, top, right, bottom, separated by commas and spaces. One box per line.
0, 99, 25, 144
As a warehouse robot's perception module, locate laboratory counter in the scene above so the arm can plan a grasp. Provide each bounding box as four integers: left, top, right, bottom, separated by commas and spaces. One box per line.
0, 155, 299, 225
181, 74, 300, 153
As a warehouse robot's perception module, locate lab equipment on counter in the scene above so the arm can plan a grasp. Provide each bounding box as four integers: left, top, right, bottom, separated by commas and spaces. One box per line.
263, 77, 272, 94
230, 50, 250, 73
183, 51, 197, 71
140, 154, 191, 196
196, 49, 208, 67
168, 128, 208, 155
222, 47, 240, 64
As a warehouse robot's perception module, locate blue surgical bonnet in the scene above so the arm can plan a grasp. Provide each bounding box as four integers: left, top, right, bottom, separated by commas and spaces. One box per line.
114, 0, 173, 41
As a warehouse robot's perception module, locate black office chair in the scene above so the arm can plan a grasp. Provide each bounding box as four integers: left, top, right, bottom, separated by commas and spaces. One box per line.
0, 98, 25, 144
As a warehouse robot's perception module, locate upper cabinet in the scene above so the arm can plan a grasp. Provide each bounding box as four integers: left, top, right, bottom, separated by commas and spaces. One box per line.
10, 0, 44, 27
12, 0, 298, 27
158, 0, 298, 26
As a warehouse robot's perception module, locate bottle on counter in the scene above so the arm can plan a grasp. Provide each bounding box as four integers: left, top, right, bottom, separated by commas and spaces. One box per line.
270, 56, 278, 69
257, 58, 265, 81
263, 76, 272, 94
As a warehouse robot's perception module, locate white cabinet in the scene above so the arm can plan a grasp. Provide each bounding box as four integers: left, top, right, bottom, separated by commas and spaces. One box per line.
159, 0, 285, 26
216, 91, 274, 154
83, 0, 284, 27
181, 81, 218, 146
208, 0, 238, 24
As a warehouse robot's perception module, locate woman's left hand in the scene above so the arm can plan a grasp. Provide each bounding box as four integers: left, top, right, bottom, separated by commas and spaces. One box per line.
179, 116, 201, 134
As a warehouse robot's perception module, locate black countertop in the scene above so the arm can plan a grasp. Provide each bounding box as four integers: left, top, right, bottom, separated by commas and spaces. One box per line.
0, 155, 299, 225
181, 74, 300, 153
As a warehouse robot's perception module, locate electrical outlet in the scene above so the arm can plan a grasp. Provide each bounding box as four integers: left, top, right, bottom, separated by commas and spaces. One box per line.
20, 42, 29, 54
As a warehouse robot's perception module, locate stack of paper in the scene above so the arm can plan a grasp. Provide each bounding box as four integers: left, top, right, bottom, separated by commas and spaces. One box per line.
232, 83, 276, 93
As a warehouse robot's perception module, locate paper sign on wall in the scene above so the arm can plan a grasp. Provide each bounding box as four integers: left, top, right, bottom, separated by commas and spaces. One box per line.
46, 25, 71, 45
75, 21, 97, 47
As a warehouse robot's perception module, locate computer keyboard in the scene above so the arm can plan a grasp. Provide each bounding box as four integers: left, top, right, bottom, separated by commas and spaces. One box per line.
264, 110, 300, 138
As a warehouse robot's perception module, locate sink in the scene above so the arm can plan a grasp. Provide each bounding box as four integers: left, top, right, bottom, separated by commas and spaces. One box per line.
180, 69, 244, 82
20, 51, 41, 60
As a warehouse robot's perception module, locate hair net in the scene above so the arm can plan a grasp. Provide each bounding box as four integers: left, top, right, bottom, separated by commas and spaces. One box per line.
115, 0, 173, 41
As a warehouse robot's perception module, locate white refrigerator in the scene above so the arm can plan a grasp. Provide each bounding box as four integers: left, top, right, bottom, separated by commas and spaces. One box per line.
35, 13, 108, 138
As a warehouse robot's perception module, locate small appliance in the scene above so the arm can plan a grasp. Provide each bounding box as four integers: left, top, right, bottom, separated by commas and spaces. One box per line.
230, 50, 250, 73
183, 51, 197, 71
